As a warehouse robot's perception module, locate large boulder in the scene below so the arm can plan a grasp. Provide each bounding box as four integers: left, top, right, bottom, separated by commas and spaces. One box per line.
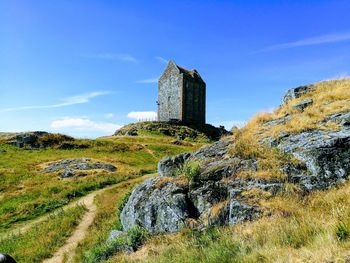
121, 138, 283, 234
277, 123, 350, 191
157, 153, 191, 177
120, 102, 350, 234
120, 177, 191, 233
282, 85, 314, 105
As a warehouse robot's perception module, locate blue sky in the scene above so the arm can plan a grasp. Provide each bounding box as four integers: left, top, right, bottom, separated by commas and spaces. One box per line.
1, 0, 350, 138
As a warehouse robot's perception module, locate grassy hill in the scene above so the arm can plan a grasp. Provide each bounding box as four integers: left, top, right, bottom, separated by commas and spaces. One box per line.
0, 131, 204, 261
114, 121, 229, 142
110, 78, 350, 263
1, 78, 349, 263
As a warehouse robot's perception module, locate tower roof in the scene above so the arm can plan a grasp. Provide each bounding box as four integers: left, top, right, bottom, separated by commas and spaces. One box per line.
167, 60, 205, 82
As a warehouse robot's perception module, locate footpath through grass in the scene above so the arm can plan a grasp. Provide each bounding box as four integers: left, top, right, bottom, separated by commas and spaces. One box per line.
0, 205, 86, 262
0, 135, 200, 232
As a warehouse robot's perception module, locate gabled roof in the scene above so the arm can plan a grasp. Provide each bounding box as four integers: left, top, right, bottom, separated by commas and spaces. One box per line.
176, 64, 204, 82
162, 60, 204, 83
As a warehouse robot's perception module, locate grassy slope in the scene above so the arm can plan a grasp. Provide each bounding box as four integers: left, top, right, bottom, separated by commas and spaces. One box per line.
0, 134, 202, 233
0, 205, 86, 262
113, 78, 350, 262
72, 174, 155, 262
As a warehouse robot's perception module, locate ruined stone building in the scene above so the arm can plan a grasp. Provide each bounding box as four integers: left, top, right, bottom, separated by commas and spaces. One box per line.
158, 61, 206, 125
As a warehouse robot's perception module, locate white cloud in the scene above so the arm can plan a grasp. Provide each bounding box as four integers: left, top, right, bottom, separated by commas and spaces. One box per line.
136, 78, 159, 84
258, 32, 350, 52
80, 53, 138, 63
155, 56, 168, 64
0, 91, 110, 112
104, 113, 115, 119
127, 111, 157, 121
51, 117, 122, 133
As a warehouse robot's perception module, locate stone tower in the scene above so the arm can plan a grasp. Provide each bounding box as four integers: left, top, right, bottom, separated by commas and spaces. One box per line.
158, 61, 206, 125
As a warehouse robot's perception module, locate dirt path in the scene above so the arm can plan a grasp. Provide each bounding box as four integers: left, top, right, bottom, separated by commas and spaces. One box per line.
0, 183, 120, 240
42, 174, 154, 263
42, 191, 97, 263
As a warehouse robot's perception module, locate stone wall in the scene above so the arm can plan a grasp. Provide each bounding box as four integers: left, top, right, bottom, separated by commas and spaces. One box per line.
183, 75, 206, 124
158, 61, 206, 124
158, 63, 183, 122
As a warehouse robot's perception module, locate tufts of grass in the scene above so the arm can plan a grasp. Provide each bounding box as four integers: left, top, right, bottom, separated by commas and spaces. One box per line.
176, 160, 201, 182
83, 226, 150, 263
243, 78, 350, 140
0, 205, 86, 262
73, 176, 153, 263
116, 177, 350, 263
1, 134, 200, 232
229, 128, 298, 180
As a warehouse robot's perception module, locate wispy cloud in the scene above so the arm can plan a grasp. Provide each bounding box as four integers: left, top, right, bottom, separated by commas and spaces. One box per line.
258, 32, 350, 52
80, 53, 139, 63
136, 78, 159, 84
51, 117, 122, 133
127, 111, 157, 121
104, 113, 115, 119
155, 56, 168, 64
0, 91, 110, 112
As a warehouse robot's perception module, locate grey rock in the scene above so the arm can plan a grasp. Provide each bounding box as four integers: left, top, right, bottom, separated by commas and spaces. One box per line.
44, 158, 117, 173
189, 181, 228, 214
5, 131, 73, 149
204, 198, 261, 227
0, 149, 6, 153
326, 111, 350, 127
60, 169, 75, 178
125, 130, 138, 136
277, 127, 350, 191
121, 136, 286, 233
264, 115, 291, 127
121, 177, 190, 234
293, 98, 313, 111
228, 200, 261, 225
192, 139, 231, 161
121, 98, 350, 234
107, 230, 124, 243
282, 85, 314, 105
158, 153, 191, 177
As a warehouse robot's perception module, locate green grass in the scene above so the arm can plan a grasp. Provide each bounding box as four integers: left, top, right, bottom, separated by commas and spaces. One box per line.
73, 175, 154, 262
114, 178, 350, 263
176, 159, 201, 182
0, 205, 86, 262
0, 135, 201, 233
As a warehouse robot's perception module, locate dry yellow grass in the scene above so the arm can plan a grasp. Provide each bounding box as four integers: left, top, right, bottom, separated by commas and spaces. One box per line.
229, 127, 298, 180
113, 177, 350, 263
245, 78, 350, 140
108, 78, 350, 263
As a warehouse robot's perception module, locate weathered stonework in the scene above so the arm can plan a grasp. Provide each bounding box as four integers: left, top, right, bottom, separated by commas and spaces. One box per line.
158, 61, 206, 125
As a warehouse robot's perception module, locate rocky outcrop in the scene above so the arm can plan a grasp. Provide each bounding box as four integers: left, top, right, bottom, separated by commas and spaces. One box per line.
276, 114, 350, 191
157, 153, 191, 177
121, 138, 282, 233
120, 90, 350, 234
115, 121, 229, 142
5, 132, 74, 149
121, 177, 190, 233
282, 85, 314, 105
43, 158, 117, 178
293, 98, 313, 111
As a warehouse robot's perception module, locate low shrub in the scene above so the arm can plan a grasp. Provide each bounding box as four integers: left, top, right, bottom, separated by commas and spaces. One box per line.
176, 160, 201, 182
